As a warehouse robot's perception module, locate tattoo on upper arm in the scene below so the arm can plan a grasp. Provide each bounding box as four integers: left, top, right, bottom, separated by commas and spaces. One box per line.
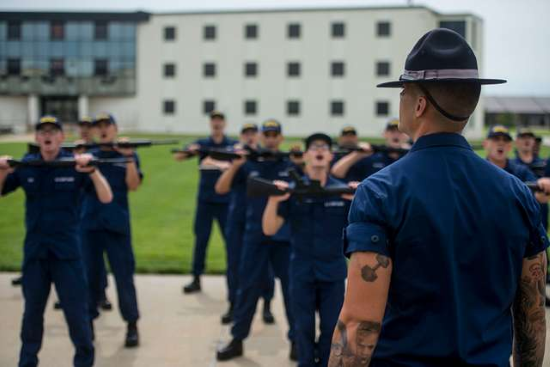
328, 320, 382, 367
361, 254, 390, 282
513, 252, 547, 367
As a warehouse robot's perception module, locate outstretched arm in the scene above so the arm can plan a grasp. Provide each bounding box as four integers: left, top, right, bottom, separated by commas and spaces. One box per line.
512, 251, 547, 367
328, 251, 392, 366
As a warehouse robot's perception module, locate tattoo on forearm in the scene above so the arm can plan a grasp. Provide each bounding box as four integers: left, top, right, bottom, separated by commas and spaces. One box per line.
513, 253, 547, 367
328, 320, 382, 367
361, 254, 390, 282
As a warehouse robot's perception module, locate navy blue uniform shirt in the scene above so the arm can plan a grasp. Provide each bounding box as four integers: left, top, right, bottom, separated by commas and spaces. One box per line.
194, 136, 238, 203
81, 149, 143, 234
233, 158, 294, 242
345, 133, 548, 366
278, 175, 349, 282
1, 150, 91, 260
504, 159, 537, 182
346, 151, 400, 182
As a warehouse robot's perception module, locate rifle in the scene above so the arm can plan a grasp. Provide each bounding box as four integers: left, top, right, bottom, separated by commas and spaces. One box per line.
172, 146, 303, 162
333, 144, 409, 158
528, 161, 547, 178
7, 157, 133, 168
525, 181, 545, 193
29, 139, 179, 153
247, 169, 355, 198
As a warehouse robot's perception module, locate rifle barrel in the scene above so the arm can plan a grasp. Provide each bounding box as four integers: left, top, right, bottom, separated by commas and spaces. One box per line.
7, 158, 131, 168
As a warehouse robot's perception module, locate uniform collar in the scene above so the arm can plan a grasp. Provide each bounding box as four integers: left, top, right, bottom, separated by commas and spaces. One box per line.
209, 135, 228, 145
410, 132, 472, 153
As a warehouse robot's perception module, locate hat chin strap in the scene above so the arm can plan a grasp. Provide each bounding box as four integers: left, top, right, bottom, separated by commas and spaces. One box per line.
417, 84, 470, 122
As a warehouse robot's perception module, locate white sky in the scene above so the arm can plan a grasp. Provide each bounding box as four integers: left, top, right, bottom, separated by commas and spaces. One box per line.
1, 0, 549, 96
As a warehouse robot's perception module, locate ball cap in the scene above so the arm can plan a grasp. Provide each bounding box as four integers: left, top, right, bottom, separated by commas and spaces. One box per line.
385, 118, 400, 130
261, 119, 282, 134
35, 115, 62, 131
94, 113, 116, 125
487, 125, 512, 141
516, 128, 536, 138
340, 126, 357, 136
305, 132, 332, 150
240, 123, 258, 134
377, 28, 506, 88
78, 116, 94, 126
210, 110, 225, 120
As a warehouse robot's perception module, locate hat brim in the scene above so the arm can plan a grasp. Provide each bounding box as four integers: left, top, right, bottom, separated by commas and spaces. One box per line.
487, 133, 512, 141
377, 78, 508, 88
305, 133, 332, 149
35, 122, 62, 131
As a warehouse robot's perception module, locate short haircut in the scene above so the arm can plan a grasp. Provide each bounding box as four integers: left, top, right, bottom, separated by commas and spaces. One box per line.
420, 82, 481, 120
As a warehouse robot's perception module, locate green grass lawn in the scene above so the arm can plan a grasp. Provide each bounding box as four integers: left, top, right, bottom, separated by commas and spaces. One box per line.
0, 135, 548, 274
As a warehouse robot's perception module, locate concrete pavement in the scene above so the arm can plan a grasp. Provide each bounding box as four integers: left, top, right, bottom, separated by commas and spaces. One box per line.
2, 273, 550, 366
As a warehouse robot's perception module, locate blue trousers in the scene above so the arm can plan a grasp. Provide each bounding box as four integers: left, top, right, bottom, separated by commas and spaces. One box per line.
291, 279, 345, 367
83, 230, 139, 322
192, 201, 229, 276
225, 218, 275, 304
231, 235, 294, 341
19, 254, 94, 367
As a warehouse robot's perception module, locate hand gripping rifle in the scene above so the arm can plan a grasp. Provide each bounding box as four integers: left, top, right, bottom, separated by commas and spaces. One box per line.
29, 139, 179, 153
247, 168, 356, 198
525, 181, 546, 193
7, 157, 133, 168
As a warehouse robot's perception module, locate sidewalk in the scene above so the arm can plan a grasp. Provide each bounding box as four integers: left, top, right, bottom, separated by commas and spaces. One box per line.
0, 273, 296, 367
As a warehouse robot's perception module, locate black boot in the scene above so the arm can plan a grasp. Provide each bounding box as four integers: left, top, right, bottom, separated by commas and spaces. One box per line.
216, 339, 243, 361
11, 276, 22, 287
289, 342, 298, 361
53, 301, 62, 310
125, 321, 139, 348
221, 303, 234, 325
262, 300, 275, 324
99, 293, 113, 311
183, 277, 201, 294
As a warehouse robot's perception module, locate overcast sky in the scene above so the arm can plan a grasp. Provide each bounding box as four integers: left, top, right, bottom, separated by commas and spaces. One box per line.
2, 0, 549, 97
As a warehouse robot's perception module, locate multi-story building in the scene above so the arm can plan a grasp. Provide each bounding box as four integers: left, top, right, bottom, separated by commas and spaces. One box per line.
0, 6, 485, 137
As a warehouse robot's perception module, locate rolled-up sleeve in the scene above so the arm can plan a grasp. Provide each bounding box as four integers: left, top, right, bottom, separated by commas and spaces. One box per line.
344, 180, 390, 257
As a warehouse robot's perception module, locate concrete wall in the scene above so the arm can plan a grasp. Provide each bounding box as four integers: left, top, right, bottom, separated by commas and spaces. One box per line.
134, 7, 442, 137
0, 97, 28, 133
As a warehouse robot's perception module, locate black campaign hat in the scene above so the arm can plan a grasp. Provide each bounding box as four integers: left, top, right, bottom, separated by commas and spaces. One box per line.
378, 28, 506, 88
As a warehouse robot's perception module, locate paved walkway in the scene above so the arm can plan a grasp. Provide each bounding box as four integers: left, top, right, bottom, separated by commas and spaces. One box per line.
0, 273, 295, 367
2, 273, 550, 367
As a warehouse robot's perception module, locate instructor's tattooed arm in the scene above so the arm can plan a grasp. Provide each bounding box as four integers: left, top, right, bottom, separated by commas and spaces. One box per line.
328, 252, 392, 366
512, 251, 547, 367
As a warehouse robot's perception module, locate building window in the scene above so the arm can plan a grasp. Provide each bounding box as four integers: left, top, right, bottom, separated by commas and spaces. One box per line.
50, 58, 65, 76
203, 63, 216, 78
376, 101, 390, 116
203, 100, 216, 114
288, 23, 301, 39
94, 21, 108, 40
7, 58, 21, 75
331, 101, 345, 116
164, 26, 176, 41
94, 59, 108, 76
332, 22, 345, 38
439, 20, 466, 39
244, 100, 257, 115
164, 63, 176, 78
377, 21, 391, 37
50, 21, 65, 40
7, 21, 21, 40
245, 24, 258, 39
244, 62, 257, 77
331, 62, 345, 77
376, 61, 390, 76
287, 62, 301, 77
163, 100, 176, 114
204, 25, 216, 40
287, 100, 300, 116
